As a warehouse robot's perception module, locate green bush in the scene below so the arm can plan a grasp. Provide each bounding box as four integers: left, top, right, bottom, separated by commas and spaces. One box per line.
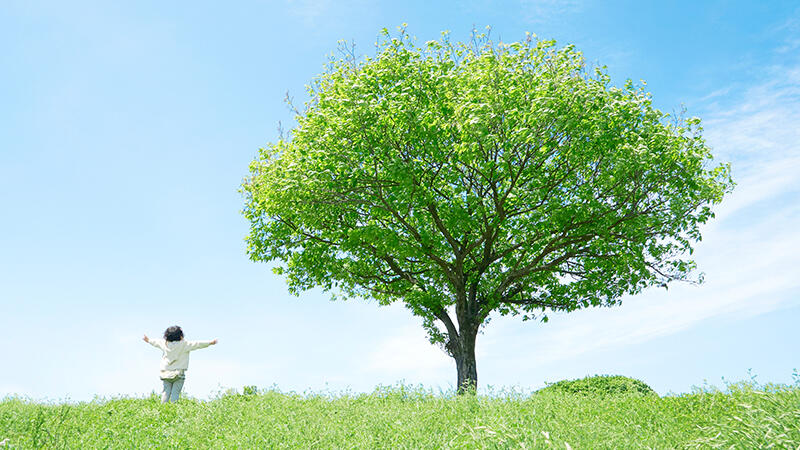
538, 375, 658, 396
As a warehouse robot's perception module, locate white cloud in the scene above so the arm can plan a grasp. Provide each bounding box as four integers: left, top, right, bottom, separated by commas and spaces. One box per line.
702, 67, 800, 168
770, 11, 800, 54
697, 87, 732, 103
708, 156, 800, 224
285, 0, 332, 26
519, 0, 583, 23
365, 325, 451, 373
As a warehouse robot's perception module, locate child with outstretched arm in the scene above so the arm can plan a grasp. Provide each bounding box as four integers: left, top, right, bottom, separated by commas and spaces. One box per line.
143, 325, 218, 403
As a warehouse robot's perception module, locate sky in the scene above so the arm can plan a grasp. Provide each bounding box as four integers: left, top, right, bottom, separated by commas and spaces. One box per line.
1, 0, 798, 401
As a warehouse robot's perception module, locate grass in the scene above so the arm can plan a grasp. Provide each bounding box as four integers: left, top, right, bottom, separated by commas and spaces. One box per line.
1, 381, 798, 448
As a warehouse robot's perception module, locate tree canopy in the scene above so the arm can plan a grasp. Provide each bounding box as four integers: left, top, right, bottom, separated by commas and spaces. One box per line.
242, 28, 733, 391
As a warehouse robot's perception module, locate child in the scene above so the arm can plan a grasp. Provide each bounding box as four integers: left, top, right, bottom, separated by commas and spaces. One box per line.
143, 325, 218, 403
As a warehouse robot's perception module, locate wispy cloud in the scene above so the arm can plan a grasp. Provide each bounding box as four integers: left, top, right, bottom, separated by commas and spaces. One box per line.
697, 87, 732, 103
702, 68, 800, 168
770, 10, 800, 54
285, 0, 334, 27
363, 324, 452, 384
519, 0, 583, 23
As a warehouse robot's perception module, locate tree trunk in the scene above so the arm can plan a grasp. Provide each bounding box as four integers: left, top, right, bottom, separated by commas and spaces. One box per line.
453, 327, 478, 394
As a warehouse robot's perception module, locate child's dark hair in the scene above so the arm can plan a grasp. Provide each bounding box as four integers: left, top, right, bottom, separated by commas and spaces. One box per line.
164, 325, 184, 342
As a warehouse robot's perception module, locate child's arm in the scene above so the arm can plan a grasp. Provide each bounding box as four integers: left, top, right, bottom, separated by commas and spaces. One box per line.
143, 335, 166, 350
186, 339, 218, 351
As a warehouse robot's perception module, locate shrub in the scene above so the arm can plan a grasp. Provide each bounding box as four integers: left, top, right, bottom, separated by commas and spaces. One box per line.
242, 386, 258, 396
538, 375, 657, 396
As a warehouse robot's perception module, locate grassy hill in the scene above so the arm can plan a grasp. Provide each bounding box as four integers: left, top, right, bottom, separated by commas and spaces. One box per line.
1, 380, 798, 448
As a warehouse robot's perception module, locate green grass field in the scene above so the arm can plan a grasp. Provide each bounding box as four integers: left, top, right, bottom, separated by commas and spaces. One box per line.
1, 380, 798, 448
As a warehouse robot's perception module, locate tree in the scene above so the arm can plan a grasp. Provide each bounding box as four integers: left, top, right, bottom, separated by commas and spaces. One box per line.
242, 27, 733, 392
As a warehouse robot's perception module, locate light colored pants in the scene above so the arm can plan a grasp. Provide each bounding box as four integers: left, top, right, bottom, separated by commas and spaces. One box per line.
161, 377, 185, 403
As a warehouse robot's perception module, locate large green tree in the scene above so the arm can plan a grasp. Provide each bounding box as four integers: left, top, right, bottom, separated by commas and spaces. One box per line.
242, 29, 732, 392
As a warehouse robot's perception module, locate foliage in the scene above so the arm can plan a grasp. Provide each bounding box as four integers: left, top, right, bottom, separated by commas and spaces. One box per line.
1, 382, 797, 448
537, 374, 657, 396
242, 25, 734, 388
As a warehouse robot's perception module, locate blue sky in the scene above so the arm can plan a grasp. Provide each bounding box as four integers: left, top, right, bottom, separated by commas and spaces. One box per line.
1, 0, 798, 401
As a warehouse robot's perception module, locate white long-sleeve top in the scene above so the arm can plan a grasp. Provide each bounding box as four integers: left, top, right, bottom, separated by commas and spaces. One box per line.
147, 338, 213, 379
